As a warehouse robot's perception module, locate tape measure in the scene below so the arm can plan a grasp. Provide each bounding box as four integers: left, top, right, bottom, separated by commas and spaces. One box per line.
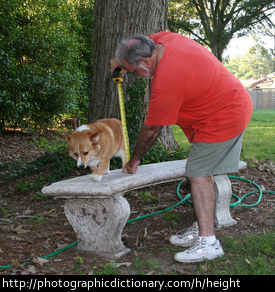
112, 67, 131, 162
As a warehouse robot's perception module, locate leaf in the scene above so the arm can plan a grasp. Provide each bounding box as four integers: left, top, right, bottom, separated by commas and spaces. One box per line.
52, 231, 64, 236
202, 263, 208, 272
8, 236, 24, 241
14, 225, 31, 234
32, 257, 50, 267
21, 265, 37, 275
113, 262, 132, 268
11, 259, 25, 270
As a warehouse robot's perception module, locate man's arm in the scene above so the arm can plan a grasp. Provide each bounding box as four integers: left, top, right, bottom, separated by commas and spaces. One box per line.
123, 123, 163, 174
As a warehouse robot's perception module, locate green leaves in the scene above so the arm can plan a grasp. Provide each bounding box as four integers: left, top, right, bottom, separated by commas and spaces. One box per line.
125, 78, 147, 146
0, 0, 93, 133
167, 0, 275, 61
225, 44, 274, 80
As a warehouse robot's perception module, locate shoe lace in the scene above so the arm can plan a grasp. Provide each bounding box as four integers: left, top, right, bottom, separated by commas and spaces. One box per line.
187, 237, 207, 253
176, 226, 198, 239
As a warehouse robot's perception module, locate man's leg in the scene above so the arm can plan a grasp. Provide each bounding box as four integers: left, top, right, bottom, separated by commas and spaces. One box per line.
173, 175, 224, 263
170, 133, 245, 262
168, 176, 216, 248
187, 176, 215, 237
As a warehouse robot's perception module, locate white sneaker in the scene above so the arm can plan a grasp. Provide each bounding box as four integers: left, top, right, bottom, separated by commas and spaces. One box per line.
174, 237, 224, 263
169, 222, 199, 247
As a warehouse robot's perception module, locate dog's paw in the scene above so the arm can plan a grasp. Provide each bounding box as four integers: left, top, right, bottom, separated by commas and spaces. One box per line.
92, 174, 102, 182
104, 168, 110, 175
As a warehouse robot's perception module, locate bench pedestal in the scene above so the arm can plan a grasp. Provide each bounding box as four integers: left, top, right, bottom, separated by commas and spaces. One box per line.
214, 174, 237, 229
65, 195, 130, 259
42, 160, 246, 259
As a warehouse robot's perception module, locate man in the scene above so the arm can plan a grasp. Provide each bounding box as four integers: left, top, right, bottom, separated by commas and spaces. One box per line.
110, 32, 253, 263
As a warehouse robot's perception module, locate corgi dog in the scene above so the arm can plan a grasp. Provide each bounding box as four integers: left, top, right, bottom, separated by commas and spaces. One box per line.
64, 118, 126, 182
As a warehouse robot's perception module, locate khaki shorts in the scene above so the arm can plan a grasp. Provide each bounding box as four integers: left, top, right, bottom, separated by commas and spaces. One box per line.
185, 132, 244, 177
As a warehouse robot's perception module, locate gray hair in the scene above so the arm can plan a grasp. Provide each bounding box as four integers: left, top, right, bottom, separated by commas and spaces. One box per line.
115, 34, 156, 65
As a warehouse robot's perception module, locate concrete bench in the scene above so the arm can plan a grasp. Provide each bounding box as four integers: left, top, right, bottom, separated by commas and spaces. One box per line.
42, 159, 247, 259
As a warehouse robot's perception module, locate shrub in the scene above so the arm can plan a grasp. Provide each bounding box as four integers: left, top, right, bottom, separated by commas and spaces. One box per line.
0, 0, 90, 132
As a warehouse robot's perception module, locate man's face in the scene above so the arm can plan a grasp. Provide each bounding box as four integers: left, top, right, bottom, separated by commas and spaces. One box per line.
121, 58, 153, 79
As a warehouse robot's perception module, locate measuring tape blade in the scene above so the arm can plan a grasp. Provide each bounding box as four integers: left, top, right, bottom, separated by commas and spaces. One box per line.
117, 83, 130, 162
112, 68, 130, 162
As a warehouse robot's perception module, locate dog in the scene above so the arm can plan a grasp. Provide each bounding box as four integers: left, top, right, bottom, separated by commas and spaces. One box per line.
64, 118, 126, 182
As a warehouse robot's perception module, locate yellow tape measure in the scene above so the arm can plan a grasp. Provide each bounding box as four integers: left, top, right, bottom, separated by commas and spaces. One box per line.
112, 68, 130, 162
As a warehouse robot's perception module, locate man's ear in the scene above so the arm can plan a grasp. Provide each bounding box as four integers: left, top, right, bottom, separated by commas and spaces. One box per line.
63, 129, 72, 142
140, 57, 151, 69
89, 131, 102, 143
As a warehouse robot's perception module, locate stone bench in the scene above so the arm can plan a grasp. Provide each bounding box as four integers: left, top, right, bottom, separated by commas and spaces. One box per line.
42, 159, 247, 259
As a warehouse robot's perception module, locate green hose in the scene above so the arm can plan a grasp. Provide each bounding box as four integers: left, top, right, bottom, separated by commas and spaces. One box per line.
0, 175, 274, 270
228, 175, 263, 208
176, 175, 272, 208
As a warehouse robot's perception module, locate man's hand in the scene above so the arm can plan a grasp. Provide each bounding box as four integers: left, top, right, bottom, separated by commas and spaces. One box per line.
123, 157, 140, 174
110, 56, 125, 76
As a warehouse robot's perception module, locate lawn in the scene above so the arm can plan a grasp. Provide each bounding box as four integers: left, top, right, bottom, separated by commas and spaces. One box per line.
0, 110, 274, 275
172, 109, 275, 162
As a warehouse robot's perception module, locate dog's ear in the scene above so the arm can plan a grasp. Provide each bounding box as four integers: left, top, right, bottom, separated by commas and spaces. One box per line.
90, 130, 102, 143
63, 129, 72, 142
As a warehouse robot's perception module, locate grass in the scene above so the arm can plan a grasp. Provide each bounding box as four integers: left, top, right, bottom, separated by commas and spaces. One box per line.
172, 109, 275, 162
204, 232, 275, 275
72, 231, 275, 275
242, 109, 275, 161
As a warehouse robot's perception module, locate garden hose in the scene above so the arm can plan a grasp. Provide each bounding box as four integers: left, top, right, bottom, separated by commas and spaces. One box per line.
0, 175, 274, 270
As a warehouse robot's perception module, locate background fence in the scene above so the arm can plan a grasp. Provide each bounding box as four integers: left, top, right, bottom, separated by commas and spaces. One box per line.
247, 89, 275, 109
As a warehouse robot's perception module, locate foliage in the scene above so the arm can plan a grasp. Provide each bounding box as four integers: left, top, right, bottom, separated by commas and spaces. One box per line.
138, 192, 157, 204
168, 0, 198, 35
125, 78, 147, 146
69, 0, 94, 124
168, 0, 275, 61
141, 141, 188, 165
0, 135, 76, 191
225, 44, 274, 80
0, 0, 94, 133
162, 210, 180, 227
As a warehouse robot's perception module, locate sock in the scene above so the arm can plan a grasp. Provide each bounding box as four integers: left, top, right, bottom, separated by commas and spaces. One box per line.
204, 235, 216, 245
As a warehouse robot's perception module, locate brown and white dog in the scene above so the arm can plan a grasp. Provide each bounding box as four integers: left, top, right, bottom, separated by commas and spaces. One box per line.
64, 118, 126, 182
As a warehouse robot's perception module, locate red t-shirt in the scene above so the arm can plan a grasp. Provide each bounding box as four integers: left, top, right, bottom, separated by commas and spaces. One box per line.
145, 32, 253, 143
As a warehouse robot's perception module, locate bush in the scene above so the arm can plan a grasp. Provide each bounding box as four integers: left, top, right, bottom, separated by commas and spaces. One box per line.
125, 78, 147, 146
0, 0, 92, 133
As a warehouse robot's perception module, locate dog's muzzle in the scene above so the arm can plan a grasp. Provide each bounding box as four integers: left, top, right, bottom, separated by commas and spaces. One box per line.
78, 164, 86, 169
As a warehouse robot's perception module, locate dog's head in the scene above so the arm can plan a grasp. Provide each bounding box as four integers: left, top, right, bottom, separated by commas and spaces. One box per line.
63, 129, 102, 169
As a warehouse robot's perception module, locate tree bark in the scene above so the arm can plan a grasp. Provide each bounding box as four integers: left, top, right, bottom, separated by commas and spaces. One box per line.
88, 0, 178, 149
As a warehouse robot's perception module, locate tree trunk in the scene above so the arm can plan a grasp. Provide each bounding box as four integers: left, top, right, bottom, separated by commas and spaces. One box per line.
159, 126, 178, 149
210, 42, 223, 62
88, 0, 178, 149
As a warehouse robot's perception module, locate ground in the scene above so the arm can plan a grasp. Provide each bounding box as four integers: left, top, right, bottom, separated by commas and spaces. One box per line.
0, 131, 274, 275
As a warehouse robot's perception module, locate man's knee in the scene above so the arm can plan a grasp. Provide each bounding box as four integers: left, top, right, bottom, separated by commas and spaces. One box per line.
186, 176, 214, 184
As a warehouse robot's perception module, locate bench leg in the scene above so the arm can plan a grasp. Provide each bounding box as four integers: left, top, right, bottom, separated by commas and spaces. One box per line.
64, 194, 131, 259
214, 174, 237, 229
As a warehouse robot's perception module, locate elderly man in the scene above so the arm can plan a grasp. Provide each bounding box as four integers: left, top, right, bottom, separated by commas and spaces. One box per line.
110, 32, 253, 263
